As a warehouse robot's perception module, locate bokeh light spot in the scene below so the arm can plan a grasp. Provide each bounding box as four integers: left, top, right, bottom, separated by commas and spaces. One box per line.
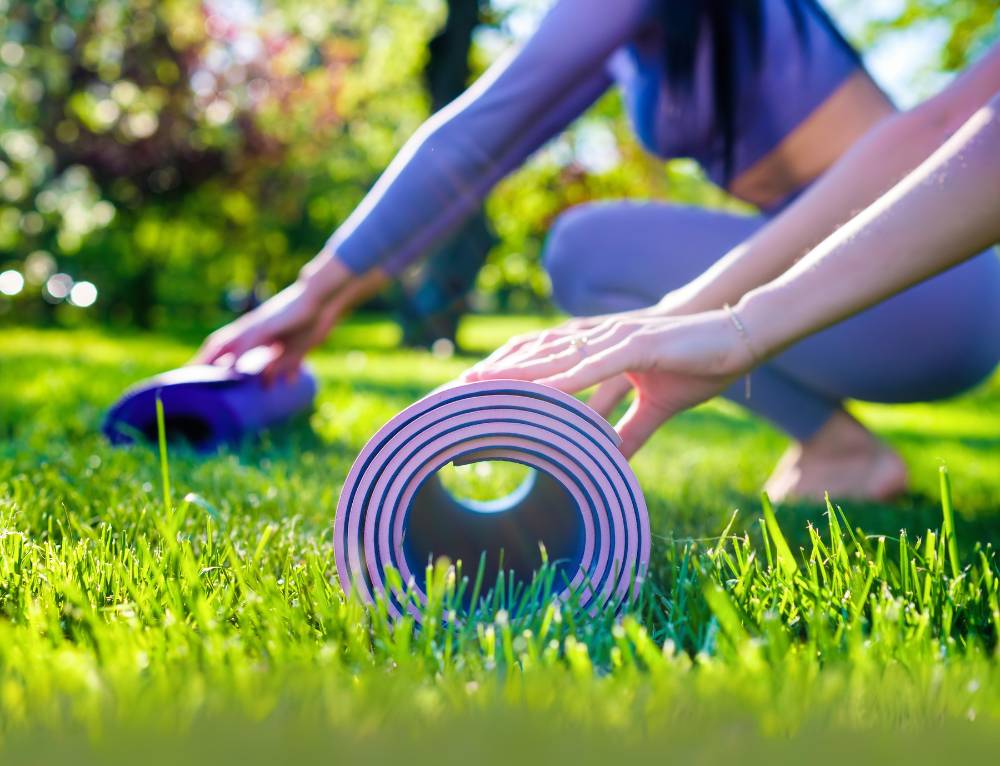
45, 273, 74, 301
69, 280, 99, 308
0, 269, 24, 296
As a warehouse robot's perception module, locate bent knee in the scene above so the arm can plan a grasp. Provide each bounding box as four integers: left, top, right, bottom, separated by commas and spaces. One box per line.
543, 205, 610, 316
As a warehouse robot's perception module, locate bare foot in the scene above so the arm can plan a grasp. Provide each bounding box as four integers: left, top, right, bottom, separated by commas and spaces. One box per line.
764, 411, 908, 503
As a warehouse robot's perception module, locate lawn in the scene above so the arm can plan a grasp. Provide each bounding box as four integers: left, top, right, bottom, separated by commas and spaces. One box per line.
1, 318, 999, 763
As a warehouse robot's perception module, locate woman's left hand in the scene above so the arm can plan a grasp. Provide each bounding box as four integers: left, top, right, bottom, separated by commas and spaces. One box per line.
461, 311, 752, 457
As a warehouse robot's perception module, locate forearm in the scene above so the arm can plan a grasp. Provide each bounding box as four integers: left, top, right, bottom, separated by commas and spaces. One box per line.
323, 0, 648, 278
736, 98, 1000, 358
664, 81, 988, 315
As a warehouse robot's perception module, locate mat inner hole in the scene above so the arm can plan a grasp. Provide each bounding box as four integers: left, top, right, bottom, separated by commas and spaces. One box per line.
437, 460, 535, 510
404, 460, 585, 596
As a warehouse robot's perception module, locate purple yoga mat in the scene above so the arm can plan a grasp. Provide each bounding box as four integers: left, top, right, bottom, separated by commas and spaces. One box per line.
335, 379, 650, 620
103, 347, 317, 452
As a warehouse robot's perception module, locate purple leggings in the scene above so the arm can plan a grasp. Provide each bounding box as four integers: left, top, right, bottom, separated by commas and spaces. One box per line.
544, 201, 1000, 440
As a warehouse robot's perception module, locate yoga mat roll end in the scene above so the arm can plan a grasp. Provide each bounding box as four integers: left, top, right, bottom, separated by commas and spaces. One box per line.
335, 379, 650, 621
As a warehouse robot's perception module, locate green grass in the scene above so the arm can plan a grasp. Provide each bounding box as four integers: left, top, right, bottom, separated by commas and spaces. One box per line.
0, 318, 999, 763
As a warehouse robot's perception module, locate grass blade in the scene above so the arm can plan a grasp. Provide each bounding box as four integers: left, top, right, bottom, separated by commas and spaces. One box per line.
940, 466, 960, 579
761, 492, 798, 577
155, 392, 172, 514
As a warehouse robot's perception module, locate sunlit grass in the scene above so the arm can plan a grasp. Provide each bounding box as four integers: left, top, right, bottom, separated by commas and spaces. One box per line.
0, 318, 998, 762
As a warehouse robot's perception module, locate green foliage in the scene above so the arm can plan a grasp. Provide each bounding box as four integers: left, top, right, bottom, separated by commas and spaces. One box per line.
859, 0, 999, 70
0, 0, 440, 325
1, 323, 999, 758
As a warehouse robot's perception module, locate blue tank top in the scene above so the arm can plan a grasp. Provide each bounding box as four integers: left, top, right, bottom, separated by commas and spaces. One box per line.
612, 0, 862, 186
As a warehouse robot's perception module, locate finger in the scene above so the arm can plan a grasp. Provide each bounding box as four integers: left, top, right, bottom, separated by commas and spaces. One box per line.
462, 340, 532, 380
491, 323, 615, 372
471, 320, 628, 381
264, 347, 307, 387
464, 334, 558, 381
474, 327, 629, 383
267, 299, 344, 384
263, 321, 329, 386
470, 337, 568, 379
473, 328, 570, 371
473, 347, 586, 382
219, 333, 266, 368
458, 366, 479, 383
587, 374, 633, 418
472, 317, 609, 374
196, 327, 262, 367
538, 341, 635, 394
615, 397, 671, 459
193, 331, 237, 365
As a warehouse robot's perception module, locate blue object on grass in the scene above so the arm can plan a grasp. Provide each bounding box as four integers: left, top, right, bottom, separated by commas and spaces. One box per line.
103, 348, 316, 452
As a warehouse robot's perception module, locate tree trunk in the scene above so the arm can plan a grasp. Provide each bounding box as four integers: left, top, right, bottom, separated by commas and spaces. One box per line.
398, 0, 497, 349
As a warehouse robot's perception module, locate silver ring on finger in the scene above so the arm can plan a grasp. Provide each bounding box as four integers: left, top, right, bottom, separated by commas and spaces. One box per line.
570, 336, 590, 358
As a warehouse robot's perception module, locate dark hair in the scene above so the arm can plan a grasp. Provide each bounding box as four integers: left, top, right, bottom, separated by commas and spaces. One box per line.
659, 0, 807, 182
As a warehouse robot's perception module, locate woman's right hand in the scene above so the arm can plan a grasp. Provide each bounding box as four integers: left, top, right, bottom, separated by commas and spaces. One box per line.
194, 256, 388, 383
469, 311, 640, 416
468, 289, 697, 416
463, 310, 751, 457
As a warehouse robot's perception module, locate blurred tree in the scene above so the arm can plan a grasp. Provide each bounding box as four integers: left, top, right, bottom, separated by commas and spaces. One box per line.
858, 0, 998, 70
0, 0, 437, 327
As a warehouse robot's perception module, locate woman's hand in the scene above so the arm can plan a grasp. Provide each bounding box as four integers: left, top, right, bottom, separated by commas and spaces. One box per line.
470, 313, 631, 416
194, 256, 388, 383
463, 311, 752, 457
465, 291, 699, 417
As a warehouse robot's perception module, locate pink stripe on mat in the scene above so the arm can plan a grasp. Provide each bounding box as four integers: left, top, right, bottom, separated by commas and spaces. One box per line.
334, 379, 650, 620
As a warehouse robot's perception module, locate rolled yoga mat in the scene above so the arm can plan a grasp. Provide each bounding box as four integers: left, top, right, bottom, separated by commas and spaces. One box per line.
103, 347, 317, 452
335, 379, 650, 620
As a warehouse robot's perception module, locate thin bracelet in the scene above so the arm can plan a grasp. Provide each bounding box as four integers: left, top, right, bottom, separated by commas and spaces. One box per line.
723, 303, 762, 400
